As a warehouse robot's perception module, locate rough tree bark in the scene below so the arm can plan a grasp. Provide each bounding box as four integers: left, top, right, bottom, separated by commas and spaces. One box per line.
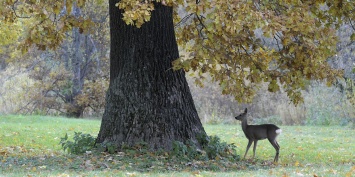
96, 1, 206, 150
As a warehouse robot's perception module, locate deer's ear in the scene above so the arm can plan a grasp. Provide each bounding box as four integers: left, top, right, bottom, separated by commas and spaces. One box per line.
244, 108, 247, 113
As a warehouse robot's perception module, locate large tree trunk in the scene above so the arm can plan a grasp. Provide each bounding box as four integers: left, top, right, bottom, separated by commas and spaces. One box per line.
96, 1, 206, 150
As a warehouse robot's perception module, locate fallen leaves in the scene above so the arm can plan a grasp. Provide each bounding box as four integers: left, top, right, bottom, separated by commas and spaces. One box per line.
294, 161, 300, 167
0, 146, 30, 156
345, 166, 355, 177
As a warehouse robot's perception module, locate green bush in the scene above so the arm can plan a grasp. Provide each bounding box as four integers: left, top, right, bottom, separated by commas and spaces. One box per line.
204, 135, 237, 160
96, 141, 118, 154
171, 134, 238, 161
60, 132, 96, 154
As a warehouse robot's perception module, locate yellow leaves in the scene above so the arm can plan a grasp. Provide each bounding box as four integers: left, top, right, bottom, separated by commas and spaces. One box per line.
143, 10, 152, 22
2, 0, 353, 105
0, 21, 22, 54
53, 4, 61, 15
77, 0, 86, 8
126, 172, 138, 177
66, 0, 73, 14
268, 80, 280, 92
5, 0, 16, 3
351, 33, 355, 41
294, 161, 300, 167
1, 0, 100, 53
282, 37, 291, 47
81, 19, 95, 34
345, 166, 355, 177
76, 78, 108, 111
117, 0, 155, 28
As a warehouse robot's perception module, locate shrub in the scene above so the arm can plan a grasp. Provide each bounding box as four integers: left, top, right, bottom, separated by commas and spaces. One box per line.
171, 134, 238, 161
204, 135, 237, 160
171, 141, 196, 160
60, 132, 96, 154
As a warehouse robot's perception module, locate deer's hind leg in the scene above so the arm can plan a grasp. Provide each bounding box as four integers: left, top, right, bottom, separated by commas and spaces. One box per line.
268, 138, 280, 162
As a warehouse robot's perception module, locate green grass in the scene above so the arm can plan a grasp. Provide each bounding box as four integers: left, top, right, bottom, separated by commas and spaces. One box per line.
1, 115, 354, 177
0, 115, 99, 152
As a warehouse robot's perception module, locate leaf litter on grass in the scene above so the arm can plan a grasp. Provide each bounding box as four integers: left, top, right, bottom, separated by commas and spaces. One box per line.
1, 147, 256, 176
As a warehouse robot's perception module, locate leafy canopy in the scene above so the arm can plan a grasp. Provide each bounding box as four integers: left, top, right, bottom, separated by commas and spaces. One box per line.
1, 0, 100, 52
2, 0, 355, 104
0, 21, 22, 54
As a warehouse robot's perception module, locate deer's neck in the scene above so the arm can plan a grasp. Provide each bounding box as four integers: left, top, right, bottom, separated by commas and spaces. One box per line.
241, 118, 248, 132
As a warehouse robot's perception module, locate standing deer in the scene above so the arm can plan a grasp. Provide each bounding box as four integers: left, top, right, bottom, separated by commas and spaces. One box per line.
235, 108, 282, 162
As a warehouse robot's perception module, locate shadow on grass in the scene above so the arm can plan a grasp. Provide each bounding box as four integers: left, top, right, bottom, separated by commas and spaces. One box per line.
0, 152, 281, 174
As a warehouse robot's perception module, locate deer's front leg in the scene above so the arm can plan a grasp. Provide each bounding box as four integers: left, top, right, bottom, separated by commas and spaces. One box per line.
244, 139, 253, 159
252, 140, 258, 159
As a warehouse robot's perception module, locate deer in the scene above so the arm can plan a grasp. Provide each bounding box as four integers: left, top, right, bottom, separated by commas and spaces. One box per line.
235, 108, 282, 162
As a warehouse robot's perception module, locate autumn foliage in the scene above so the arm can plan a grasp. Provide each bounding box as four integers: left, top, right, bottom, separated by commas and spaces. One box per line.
1, 0, 355, 117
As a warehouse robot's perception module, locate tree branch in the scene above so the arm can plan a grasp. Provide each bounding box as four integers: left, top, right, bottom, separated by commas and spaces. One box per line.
174, 13, 194, 28
12, 0, 32, 18
348, 18, 355, 31
195, 14, 207, 39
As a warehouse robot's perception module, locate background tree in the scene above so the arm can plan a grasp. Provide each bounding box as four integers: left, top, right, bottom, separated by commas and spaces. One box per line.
0, 0, 109, 117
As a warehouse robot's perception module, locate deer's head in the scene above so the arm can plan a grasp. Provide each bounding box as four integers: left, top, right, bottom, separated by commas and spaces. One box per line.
235, 108, 248, 121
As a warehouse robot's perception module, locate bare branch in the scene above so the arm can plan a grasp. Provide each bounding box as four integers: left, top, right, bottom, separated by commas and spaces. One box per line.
195, 14, 207, 39
174, 13, 194, 28
348, 18, 355, 31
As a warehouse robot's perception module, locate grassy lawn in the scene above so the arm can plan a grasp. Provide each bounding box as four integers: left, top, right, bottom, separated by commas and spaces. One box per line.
0, 115, 354, 176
